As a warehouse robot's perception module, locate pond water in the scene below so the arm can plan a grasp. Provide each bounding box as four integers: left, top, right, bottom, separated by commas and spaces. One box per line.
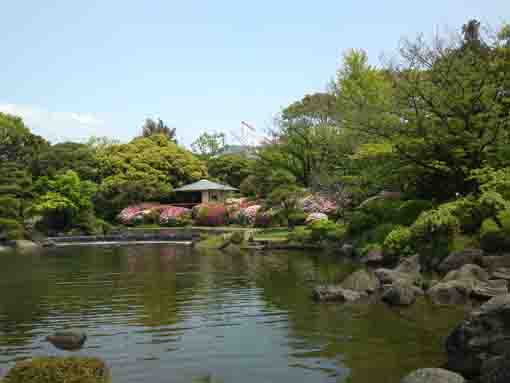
0, 245, 467, 383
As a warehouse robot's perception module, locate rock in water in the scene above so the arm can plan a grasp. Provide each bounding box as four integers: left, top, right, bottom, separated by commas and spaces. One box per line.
401, 368, 465, 383
46, 331, 87, 351
340, 269, 380, 294
312, 286, 366, 302
446, 294, 510, 378
382, 281, 421, 306
437, 249, 484, 273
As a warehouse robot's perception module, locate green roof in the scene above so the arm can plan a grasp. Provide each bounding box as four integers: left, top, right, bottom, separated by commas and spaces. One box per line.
174, 179, 238, 192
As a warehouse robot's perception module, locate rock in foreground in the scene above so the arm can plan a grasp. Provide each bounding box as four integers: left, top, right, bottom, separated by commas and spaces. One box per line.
401, 368, 465, 383
446, 294, 510, 378
2, 356, 110, 383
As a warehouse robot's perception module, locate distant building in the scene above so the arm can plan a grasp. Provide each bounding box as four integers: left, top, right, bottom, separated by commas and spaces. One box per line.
173, 179, 237, 206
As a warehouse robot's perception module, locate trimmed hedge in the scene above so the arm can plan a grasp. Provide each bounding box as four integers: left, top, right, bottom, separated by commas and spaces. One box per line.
195, 203, 228, 227
480, 217, 510, 253
383, 226, 415, 257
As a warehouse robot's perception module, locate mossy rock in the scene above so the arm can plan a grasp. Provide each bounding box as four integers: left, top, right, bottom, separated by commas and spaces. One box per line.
2, 357, 110, 383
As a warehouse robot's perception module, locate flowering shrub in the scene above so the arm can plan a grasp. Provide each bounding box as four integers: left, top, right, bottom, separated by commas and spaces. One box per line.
118, 206, 143, 224
305, 212, 328, 225
194, 203, 228, 226
254, 209, 273, 228
242, 205, 262, 225
159, 206, 191, 225
300, 195, 337, 215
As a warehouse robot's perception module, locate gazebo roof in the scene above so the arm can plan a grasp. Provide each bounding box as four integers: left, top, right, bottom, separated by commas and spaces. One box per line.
174, 179, 238, 192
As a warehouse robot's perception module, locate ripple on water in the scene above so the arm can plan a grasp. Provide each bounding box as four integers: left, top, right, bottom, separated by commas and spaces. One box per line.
0, 246, 467, 383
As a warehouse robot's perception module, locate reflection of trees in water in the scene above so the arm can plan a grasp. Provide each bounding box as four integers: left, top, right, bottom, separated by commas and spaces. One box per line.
0, 245, 203, 348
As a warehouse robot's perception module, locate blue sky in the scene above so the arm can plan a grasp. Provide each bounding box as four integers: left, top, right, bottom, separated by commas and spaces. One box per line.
1, 1, 508, 146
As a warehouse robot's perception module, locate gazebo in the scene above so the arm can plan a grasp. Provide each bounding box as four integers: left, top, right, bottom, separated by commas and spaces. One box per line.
173, 179, 237, 206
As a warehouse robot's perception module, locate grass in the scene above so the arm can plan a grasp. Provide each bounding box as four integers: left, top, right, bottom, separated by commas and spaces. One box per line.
253, 227, 293, 241
2, 357, 110, 383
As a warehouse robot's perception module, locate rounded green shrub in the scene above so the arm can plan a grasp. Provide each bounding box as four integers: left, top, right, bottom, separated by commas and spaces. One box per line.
0, 218, 24, 240
396, 200, 435, 226
360, 199, 403, 223
372, 223, 398, 243
0, 196, 21, 219
348, 211, 378, 235
383, 226, 415, 257
2, 356, 110, 383
287, 211, 307, 228
480, 218, 509, 253
410, 207, 459, 260
310, 220, 338, 242
288, 226, 311, 243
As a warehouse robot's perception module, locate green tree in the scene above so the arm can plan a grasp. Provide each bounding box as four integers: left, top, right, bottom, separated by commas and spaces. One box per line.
336, 22, 510, 200
206, 154, 252, 188
32, 170, 97, 233
191, 132, 226, 159
36, 142, 101, 182
96, 134, 207, 219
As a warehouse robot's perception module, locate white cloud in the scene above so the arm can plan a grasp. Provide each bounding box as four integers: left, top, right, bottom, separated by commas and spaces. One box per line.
0, 103, 106, 143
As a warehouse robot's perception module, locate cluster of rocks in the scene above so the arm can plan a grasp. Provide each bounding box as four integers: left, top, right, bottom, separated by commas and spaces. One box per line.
314, 249, 510, 309
314, 248, 510, 382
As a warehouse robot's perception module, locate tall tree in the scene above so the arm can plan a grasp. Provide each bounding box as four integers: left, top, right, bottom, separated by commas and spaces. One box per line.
140, 118, 177, 142
336, 21, 510, 200
191, 132, 226, 158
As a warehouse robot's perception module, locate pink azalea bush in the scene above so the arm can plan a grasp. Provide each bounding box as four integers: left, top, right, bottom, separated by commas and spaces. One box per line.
194, 203, 229, 226
300, 195, 337, 216
305, 212, 329, 225
159, 206, 191, 225
242, 205, 261, 225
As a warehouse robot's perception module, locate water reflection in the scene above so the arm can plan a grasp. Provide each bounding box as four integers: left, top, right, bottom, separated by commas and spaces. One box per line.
0, 246, 467, 383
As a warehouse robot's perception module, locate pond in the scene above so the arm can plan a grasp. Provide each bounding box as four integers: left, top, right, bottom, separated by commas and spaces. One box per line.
0, 245, 467, 383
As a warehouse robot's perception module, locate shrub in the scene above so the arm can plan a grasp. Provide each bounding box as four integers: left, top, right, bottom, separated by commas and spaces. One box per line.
0, 196, 21, 219
359, 198, 403, 223
478, 191, 510, 219
410, 207, 460, 260
0, 218, 24, 240
287, 211, 307, 228
372, 223, 398, 244
230, 231, 245, 244
195, 203, 228, 227
243, 205, 262, 225
254, 210, 274, 228
480, 218, 509, 253
2, 356, 110, 383
159, 206, 191, 225
288, 226, 312, 243
396, 200, 435, 226
360, 242, 383, 257
305, 212, 328, 225
498, 210, 510, 234
240, 175, 258, 197
309, 220, 340, 242
383, 226, 415, 257
299, 194, 337, 215
348, 211, 378, 235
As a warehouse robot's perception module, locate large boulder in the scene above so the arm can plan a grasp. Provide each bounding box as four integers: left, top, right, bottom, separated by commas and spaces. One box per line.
491, 268, 510, 281
382, 281, 422, 306
480, 255, 510, 272
375, 254, 422, 286
360, 248, 385, 266
401, 368, 465, 383
312, 286, 366, 302
446, 294, 510, 378
428, 264, 508, 305
438, 249, 484, 273
480, 354, 510, 383
340, 269, 380, 294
